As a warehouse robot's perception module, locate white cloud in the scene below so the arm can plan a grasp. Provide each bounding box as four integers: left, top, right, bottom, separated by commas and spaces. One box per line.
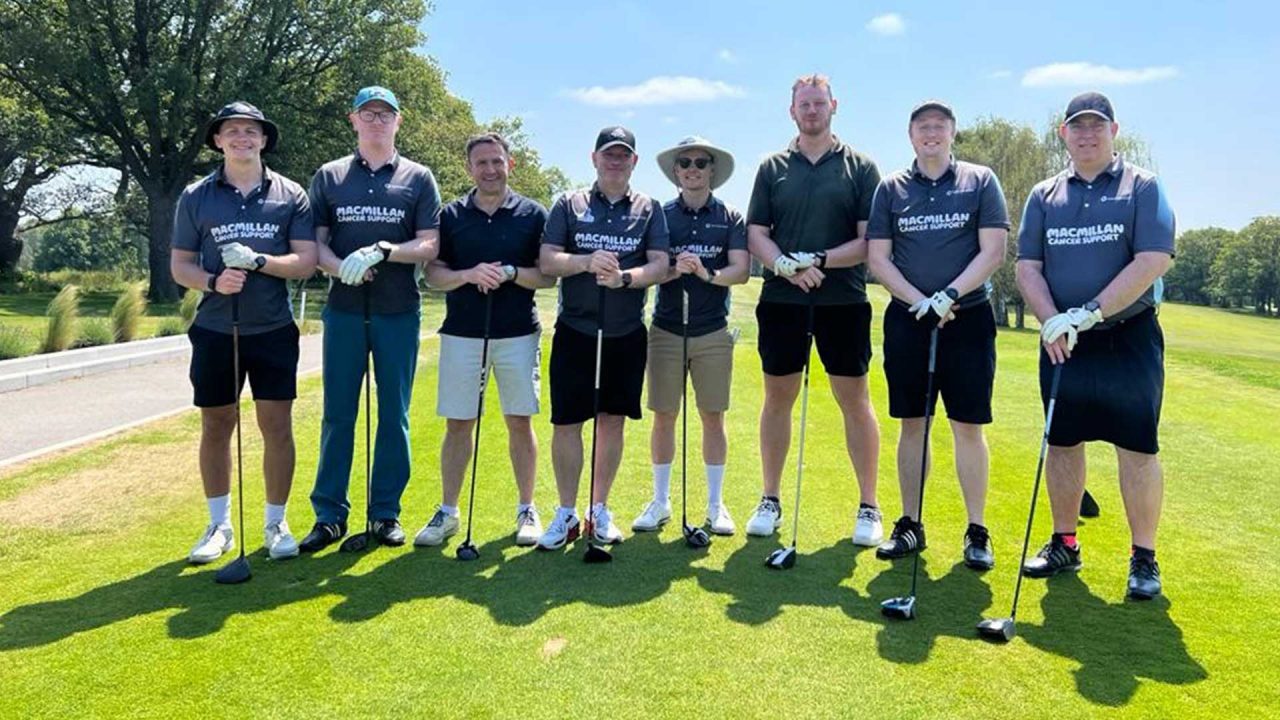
717, 49, 738, 64
1021, 62, 1178, 87
866, 13, 905, 36
563, 76, 746, 107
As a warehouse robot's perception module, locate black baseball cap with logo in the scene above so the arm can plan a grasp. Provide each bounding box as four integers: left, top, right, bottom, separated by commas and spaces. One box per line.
595, 126, 637, 153
1064, 91, 1115, 123
204, 101, 280, 153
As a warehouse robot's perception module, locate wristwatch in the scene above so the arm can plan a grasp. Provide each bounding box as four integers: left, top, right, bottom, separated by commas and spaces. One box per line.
206, 274, 218, 292
815, 251, 828, 269
253, 255, 267, 271
1084, 300, 1101, 315
376, 240, 395, 257
706, 266, 719, 282
620, 271, 633, 288
945, 287, 959, 301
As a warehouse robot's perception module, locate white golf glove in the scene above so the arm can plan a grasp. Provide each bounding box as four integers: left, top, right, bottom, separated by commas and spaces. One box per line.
338, 244, 387, 286
773, 254, 800, 278
500, 264, 517, 282
928, 290, 956, 320
219, 242, 264, 271
1040, 313, 1079, 351
908, 297, 931, 320
1065, 304, 1104, 332
791, 251, 819, 270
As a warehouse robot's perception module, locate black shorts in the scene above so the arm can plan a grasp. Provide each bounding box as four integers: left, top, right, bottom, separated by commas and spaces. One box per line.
188, 322, 300, 408
756, 301, 872, 377
1040, 309, 1163, 454
884, 300, 997, 424
549, 322, 646, 425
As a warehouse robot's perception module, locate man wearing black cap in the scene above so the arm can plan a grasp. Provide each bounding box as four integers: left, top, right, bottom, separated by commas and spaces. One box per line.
171, 101, 317, 565
867, 100, 1009, 570
300, 86, 442, 551
1016, 91, 1175, 599
536, 126, 670, 549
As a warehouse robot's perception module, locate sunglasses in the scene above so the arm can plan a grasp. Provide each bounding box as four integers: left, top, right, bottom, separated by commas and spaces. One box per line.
676, 157, 713, 169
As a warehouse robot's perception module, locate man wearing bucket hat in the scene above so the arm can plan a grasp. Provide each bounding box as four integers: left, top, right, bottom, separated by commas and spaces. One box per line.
170, 101, 318, 564
631, 136, 750, 536
300, 85, 443, 552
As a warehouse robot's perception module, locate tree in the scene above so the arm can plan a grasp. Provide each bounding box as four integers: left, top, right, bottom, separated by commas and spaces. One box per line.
29, 215, 145, 272
1, 0, 428, 300
1209, 232, 1258, 310
1238, 217, 1280, 315
1163, 227, 1230, 305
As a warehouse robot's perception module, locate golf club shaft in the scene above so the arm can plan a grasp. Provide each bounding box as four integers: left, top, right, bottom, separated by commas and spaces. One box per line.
232, 294, 244, 560
789, 297, 816, 550
364, 284, 372, 536
586, 285, 606, 541
681, 285, 689, 529
462, 294, 494, 545
1009, 362, 1064, 622
907, 327, 939, 598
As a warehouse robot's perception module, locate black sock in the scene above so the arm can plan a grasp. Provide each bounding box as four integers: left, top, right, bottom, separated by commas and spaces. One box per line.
859, 502, 877, 510
1132, 545, 1156, 560
764, 495, 780, 503
967, 523, 988, 534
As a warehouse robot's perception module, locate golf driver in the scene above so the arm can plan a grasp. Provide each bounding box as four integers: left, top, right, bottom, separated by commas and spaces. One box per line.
766, 296, 816, 569
456, 294, 494, 562
977, 362, 1065, 642
583, 285, 612, 563
680, 283, 711, 549
215, 294, 251, 584
340, 284, 375, 553
881, 326, 940, 620
1079, 488, 1100, 518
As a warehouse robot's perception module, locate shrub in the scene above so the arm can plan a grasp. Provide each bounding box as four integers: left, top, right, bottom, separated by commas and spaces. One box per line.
179, 288, 201, 327
0, 324, 33, 360
155, 317, 187, 337
75, 318, 114, 348
41, 284, 80, 353
110, 283, 148, 342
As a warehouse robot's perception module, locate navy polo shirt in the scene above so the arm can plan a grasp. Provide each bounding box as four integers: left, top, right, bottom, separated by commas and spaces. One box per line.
309, 151, 441, 315
541, 185, 670, 337
1017, 156, 1175, 325
172, 165, 314, 335
652, 194, 747, 337
436, 189, 549, 339
867, 159, 1010, 308
747, 137, 881, 306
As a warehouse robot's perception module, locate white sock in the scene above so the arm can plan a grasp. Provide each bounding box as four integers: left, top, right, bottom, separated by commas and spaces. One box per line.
652, 463, 672, 506
264, 502, 286, 526
517, 503, 534, 514
558, 505, 577, 520
706, 464, 726, 508
208, 494, 231, 528
440, 504, 459, 517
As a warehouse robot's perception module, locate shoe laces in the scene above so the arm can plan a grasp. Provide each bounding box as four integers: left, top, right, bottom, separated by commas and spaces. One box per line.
266, 520, 287, 536
1130, 555, 1159, 579
890, 516, 917, 538
548, 511, 575, 534
755, 497, 781, 515
857, 506, 881, 523
428, 509, 448, 528
1038, 539, 1074, 565
517, 508, 537, 527
966, 525, 990, 547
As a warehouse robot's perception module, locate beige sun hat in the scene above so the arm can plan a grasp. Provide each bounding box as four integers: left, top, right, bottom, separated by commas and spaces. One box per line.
656, 135, 735, 190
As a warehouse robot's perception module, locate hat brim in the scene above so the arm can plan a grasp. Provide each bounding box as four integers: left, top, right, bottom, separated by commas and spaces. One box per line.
910, 103, 955, 122
596, 140, 637, 154
1064, 109, 1113, 124
656, 141, 735, 191
204, 115, 280, 154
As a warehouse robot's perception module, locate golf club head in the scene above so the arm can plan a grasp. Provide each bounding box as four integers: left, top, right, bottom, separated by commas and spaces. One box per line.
976, 617, 1016, 642
455, 542, 480, 562
584, 542, 613, 564
880, 595, 917, 620
765, 546, 796, 569
1079, 489, 1100, 519
339, 532, 373, 553
683, 524, 712, 549
214, 556, 252, 585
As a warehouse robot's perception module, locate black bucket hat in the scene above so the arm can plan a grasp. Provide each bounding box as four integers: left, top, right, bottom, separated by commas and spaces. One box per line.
204, 101, 280, 154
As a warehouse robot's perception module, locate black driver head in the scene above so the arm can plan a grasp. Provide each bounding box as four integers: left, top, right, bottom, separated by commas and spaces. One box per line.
765, 546, 796, 569
456, 542, 480, 562
339, 532, 374, 553
683, 524, 712, 549
880, 595, 917, 620
976, 617, 1016, 642
1079, 489, 1100, 519
584, 542, 613, 564
214, 555, 252, 585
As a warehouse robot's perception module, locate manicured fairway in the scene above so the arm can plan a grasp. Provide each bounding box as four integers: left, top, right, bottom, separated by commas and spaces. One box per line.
1, 282, 1276, 718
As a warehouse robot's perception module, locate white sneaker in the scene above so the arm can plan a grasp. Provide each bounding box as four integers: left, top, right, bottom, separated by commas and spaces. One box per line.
414, 507, 460, 547
188, 523, 234, 564
265, 520, 299, 560
537, 508, 581, 550
745, 497, 782, 537
631, 500, 672, 532
706, 504, 736, 536
852, 505, 885, 546
515, 507, 542, 547
591, 504, 624, 544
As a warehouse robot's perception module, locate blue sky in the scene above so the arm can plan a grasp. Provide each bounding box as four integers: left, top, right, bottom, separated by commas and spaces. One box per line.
423, 1, 1277, 232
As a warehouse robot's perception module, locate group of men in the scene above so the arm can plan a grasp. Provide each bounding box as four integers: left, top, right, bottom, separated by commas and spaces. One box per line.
172, 74, 1174, 600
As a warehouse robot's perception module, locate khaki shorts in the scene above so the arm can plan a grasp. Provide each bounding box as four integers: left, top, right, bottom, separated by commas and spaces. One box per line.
437, 331, 541, 419
646, 325, 733, 413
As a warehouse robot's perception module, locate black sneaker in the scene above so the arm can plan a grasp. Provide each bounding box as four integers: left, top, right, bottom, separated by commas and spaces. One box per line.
299, 521, 347, 553
876, 516, 925, 559
1023, 537, 1082, 578
963, 524, 995, 571
1079, 490, 1100, 518
372, 518, 406, 546
1127, 555, 1162, 600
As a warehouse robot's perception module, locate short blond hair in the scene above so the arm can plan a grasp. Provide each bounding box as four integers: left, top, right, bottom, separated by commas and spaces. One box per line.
791, 74, 833, 102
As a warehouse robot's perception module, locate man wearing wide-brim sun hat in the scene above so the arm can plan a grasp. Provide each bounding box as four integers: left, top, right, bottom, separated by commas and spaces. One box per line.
631, 136, 750, 538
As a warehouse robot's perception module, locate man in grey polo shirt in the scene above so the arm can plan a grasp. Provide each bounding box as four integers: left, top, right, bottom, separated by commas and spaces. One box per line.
867, 100, 1009, 571
299, 86, 442, 552
170, 102, 317, 565
537, 126, 670, 549
745, 74, 885, 546
1016, 92, 1175, 599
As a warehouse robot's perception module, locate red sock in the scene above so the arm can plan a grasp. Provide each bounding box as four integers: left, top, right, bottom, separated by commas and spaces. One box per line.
1054, 532, 1079, 549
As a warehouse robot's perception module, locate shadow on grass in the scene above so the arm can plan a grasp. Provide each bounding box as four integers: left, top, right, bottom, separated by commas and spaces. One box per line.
866, 557, 994, 664
1019, 573, 1208, 706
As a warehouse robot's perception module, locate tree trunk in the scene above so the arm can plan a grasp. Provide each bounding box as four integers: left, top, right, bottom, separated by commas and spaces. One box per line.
1015, 302, 1026, 329
0, 207, 21, 274
146, 190, 182, 302
993, 296, 1009, 327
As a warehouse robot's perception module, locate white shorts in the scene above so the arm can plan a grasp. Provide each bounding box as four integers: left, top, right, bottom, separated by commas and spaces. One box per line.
437, 331, 541, 419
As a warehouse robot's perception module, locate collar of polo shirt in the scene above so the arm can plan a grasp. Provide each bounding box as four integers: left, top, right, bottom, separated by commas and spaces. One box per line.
591, 182, 636, 205
910, 156, 957, 182
787, 134, 842, 155
1067, 153, 1124, 182
354, 148, 401, 170
676, 193, 720, 214
216, 163, 274, 190
463, 187, 519, 210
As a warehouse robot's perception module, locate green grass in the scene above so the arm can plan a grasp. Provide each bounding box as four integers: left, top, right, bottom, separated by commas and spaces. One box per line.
1, 282, 1277, 718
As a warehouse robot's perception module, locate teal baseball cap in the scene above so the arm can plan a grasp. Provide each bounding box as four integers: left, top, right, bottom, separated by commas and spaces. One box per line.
352, 86, 400, 112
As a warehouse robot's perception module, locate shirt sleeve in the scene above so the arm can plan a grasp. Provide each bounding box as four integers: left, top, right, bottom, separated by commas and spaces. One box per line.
415, 168, 443, 231
979, 171, 1012, 230
727, 206, 748, 251
436, 207, 455, 266
644, 200, 670, 253
746, 161, 774, 227
541, 195, 571, 248
865, 181, 893, 240
171, 189, 202, 252
1133, 175, 1176, 256
856, 159, 882, 223
1016, 186, 1047, 261
286, 186, 316, 242
308, 171, 331, 229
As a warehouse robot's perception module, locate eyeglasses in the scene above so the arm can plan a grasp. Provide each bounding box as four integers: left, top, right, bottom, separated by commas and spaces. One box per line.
676, 157, 713, 169
357, 109, 398, 124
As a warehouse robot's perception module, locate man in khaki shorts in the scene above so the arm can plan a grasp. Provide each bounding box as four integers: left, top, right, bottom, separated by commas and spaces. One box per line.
632, 136, 750, 535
